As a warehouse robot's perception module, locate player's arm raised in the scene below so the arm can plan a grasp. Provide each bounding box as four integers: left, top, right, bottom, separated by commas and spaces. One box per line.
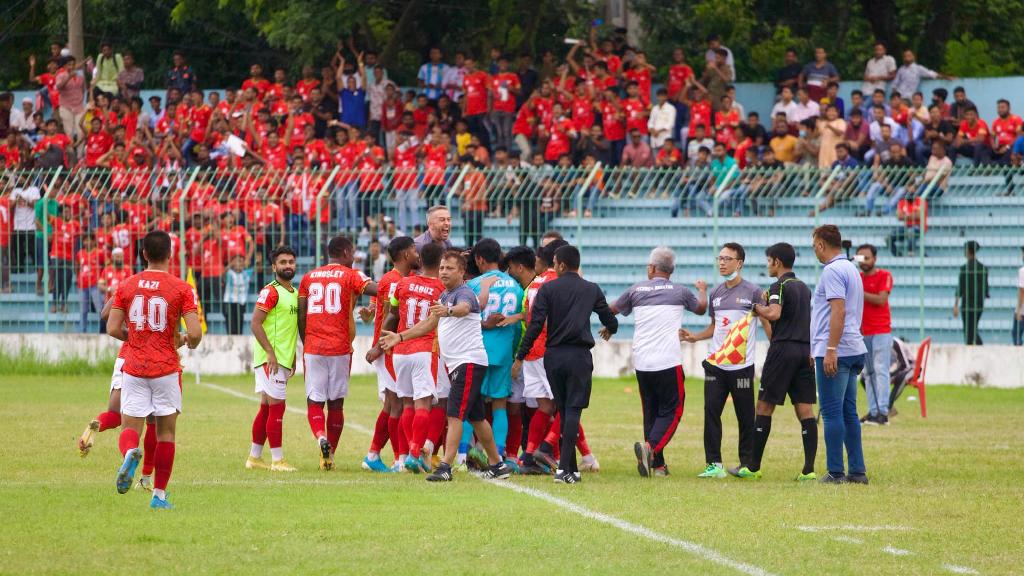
693, 280, 709, 315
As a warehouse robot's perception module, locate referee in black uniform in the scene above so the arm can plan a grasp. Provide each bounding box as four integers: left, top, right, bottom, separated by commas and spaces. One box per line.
515, 245, 618, 484
746, 242, 818, 481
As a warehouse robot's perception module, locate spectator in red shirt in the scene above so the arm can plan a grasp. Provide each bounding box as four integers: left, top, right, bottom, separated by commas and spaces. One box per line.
623, 52, 655, 106
381, 83, 404, 153
488, 54, 520, 152
667, 47, 695, 101
598, 88, 626, 166
49, 204, 80, 313
990, 99, 1022, 165
622, 81, 649, 137
76, 233, 106, 332
461, 56, 490, 149
81, 116, 113, 167
857, 243, 894, 425
242, 63, 271, 101
954, 106, 990, 165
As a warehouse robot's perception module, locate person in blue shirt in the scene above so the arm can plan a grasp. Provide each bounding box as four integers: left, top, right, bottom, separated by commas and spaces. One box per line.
337, 53, 367, 129
464, 239, 524, 463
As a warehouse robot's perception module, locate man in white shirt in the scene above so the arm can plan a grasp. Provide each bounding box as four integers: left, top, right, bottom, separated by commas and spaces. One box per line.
442, 51, 467, 103
771, 87, 799, 126
648, 88, 676, 150
792, 88, 821, 124
686, 124, 715, 165
892, 50, 953, 99
9, 98, 36, 134
861, 42, 896, 95
705, 34, 736, 81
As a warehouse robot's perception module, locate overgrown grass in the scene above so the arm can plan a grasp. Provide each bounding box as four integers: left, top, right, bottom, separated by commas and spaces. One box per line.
0, 348, 117, 376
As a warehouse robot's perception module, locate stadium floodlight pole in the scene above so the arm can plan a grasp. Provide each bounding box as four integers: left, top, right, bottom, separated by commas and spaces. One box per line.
314, 166, 340, 266
444, 163, 472, 208
41, 167, 63, 334
710, 162, 739, 274
575, 161, 603, 247
178, 167, 200, 279
917, 162, 948, 342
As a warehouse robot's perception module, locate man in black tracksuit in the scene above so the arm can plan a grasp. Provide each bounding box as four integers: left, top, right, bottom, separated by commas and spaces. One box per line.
515, 245, 618, 484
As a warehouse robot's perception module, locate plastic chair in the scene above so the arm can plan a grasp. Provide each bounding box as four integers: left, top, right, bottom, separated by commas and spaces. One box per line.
907, 337, 932, 417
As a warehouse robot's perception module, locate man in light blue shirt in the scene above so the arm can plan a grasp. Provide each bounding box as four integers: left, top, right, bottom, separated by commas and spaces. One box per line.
417, 47, 449, 101
811, 225, 868, 484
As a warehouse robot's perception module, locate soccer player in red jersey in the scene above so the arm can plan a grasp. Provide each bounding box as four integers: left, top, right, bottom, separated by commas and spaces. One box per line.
298, 236, 377, 470
381, 243, 446, 473
363, 236, 420, 472
107, 231, 202, 510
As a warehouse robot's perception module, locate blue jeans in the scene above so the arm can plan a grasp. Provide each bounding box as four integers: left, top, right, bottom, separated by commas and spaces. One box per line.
815, 354, 866, 476
394, 188, 419, 234
80, 286, 104, 333
1013, 313, 1024, 346
287, 215, 310, 258
862, 333, 892, 417
865, 183, 905, 214
335, 181, 360, 232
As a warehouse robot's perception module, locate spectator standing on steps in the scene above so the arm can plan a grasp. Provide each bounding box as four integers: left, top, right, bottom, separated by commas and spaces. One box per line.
857, 244, 893, 426
954, 240, 989, 345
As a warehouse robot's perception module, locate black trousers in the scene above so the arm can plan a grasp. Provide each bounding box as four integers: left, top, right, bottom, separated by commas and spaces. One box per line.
544, 346, 593, 474
702, 361, 755, 467
637, 366, 685, 468
463, 210, 484, 248
962, 309, 983, 345
224, 302, 247, 335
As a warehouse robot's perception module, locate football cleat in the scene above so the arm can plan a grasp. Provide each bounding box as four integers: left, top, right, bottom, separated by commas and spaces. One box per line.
697, 462, 727, 479
732, 466, 762, 480
653, 465, 670, 477
78, 420, 100, 458
634, 442, 653, 478
795, 471, 818, 482
270, 459, 297, 472
533, 448, 558, 473
483, 461, 512, 480
403, 455, 423, 474
149, 494, 173, 510
426, 463, 453, 482
245, 456, 270, 470
318, 438, 334, 471
116, 448, 142, 494
553, 469, 581, 484
467, 447, 489, 470
136, 475, 154, 492
361, 456, 392, 473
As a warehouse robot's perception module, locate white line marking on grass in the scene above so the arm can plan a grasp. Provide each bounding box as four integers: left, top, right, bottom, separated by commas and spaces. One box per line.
200, 380, 776, 576
830, 536, 863, 544
796, 525, 913, 533
485, 479, 778, 576
942, 564, 980, 575
881, 545, 913, 557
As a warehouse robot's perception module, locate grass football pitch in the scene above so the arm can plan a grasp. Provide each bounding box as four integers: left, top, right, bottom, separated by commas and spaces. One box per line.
1, 367, 1022, 576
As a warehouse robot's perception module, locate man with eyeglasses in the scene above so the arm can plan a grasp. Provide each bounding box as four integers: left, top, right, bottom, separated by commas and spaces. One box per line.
681, 243, 769, 479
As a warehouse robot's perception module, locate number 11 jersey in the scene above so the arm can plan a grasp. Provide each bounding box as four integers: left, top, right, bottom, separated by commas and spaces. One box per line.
389, 275, 445, 355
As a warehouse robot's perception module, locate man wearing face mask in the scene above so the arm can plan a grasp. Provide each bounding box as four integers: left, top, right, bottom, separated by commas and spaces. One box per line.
681, 243, 769, 479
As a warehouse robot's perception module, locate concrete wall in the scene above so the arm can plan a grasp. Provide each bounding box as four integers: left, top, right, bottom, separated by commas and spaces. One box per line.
3, 333, 1021, 388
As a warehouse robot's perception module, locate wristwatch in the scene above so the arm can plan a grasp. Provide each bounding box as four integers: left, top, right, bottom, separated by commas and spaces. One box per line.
446, 304, 453, 317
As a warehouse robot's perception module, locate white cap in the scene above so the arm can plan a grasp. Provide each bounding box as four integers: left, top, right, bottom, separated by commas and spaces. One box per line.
60, 48, 71, 57
111, 247, 124, 256
22, 97, 32, 105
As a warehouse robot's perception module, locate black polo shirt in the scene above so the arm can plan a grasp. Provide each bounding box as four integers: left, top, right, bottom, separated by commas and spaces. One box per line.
767, 271, 811, 344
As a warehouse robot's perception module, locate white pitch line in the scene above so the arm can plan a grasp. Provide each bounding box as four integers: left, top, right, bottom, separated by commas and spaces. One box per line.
830, 536, 863, 545
797, 525, 913, 533
942, 564, 980, 575
199, 379, 776, 576
881, 545, 914, 557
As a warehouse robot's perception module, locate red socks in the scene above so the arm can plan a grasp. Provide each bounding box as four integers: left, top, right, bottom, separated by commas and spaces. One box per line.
410, 408, 430, 458
142, 422, 157, 475
326, 406, 344, 452
506, 408, 523, 458
526, 410, 552, 453
576, 424, 592, 456
388, 415, 405, 459
154, 441, 175, 491
399, 407, 414, 452
427, 406, 446, 450
267, 402, 286, 449
545, 412, 562, 447
96, 411, 121, 431
251, 403, 270, 446
118, 427, 139, 456
307, 404, 326, 439
370, 409, 390, 453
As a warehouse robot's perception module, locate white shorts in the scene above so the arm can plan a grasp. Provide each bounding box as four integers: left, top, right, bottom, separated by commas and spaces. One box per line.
523, 358, 553, 400
510, 367, 526, 404
374, 355, 397, 401
109, 357, 125, 392
254, 365, 293, 400
121, 371, 182, 418
303, 353, 351, 402
393, 352, 437, 401
436, 361, 451, 400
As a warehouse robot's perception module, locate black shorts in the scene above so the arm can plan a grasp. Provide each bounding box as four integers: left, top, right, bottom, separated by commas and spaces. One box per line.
759, 341, 816, 405
447, 362, 487, 422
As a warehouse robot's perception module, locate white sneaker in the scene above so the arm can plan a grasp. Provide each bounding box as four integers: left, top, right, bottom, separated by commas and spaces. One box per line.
579, 453, 600, 472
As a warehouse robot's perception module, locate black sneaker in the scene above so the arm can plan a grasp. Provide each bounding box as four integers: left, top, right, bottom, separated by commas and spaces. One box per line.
820, 472, 847, 484
483, 461, 511, 480
426, 463, 453, 482
634, 441, 653, 478
877, 415, 889, 426
553, 469, 580, 484
846, 473, 869, 485
318, 437, 333, 471
519, 460, 549, 475
534, 448, 558, 473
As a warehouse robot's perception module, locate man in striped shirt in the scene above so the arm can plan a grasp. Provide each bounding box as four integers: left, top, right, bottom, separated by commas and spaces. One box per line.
417, 47, 449, 102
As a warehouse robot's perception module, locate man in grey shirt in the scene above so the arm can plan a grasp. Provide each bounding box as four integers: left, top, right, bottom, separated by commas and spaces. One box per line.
811, 225, 868, 484
413, 205, 453, 252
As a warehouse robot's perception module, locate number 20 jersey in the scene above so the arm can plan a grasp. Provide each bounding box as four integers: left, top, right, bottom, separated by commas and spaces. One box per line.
298, 264, 371, 356
389, 275, 445, 355
112, 269, 198, 378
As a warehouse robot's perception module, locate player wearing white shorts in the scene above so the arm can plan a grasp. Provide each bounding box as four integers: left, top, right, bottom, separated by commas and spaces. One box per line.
106, 231, 202, 510
381, 243, 446, 474
298, 236, 376, 471
247, 247, 300, 473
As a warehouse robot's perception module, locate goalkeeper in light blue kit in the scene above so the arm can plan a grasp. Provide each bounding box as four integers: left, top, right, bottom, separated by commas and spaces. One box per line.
461, 238, 524, 470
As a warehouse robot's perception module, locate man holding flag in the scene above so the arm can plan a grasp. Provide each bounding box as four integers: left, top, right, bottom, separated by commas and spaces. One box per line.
681, 243, 769, 479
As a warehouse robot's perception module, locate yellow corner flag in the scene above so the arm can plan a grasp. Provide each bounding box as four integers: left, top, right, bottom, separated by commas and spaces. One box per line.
184, 267, 208, 334
707, 312, 753, 367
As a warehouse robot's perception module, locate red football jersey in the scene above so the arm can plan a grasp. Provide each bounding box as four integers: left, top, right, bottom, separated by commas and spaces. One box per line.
490, 73, 520, 113
462, 71, 490, 116
299, 264, 372, 356
391, 275, 444, 355
77, 247, 106, 289
524, 270, 557, 361
112, 270, 198, 378
623, 97, 648, 134
373, 269, 404, 346
101, 265, 132, 300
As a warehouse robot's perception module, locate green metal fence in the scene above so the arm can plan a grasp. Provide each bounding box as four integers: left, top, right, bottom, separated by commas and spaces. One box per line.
0, 163, 1020, 344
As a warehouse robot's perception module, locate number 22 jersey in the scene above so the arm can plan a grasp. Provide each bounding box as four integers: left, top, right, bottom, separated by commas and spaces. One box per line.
468, 270, 523, 366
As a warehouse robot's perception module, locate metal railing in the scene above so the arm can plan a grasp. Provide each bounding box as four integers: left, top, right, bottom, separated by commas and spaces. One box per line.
0, 163, 1019, 344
